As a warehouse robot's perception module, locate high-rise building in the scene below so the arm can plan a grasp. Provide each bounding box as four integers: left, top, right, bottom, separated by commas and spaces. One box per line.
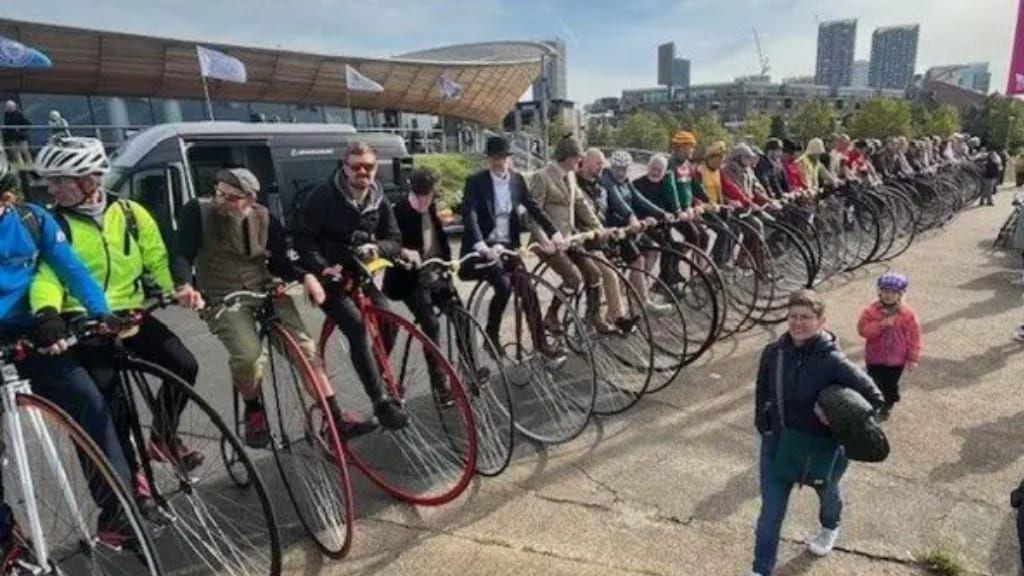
657, 42, 690, 89
670, 58, 690, 89
658, 42, 676, 86
869, 25, 919, 90
924, 62, 991, 93
815, 19, 857, 88
851, 60, 870, 88
532, 38, 567, 101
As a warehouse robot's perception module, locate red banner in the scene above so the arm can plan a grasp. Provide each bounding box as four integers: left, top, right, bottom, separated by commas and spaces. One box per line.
1009, 0, 1024, 94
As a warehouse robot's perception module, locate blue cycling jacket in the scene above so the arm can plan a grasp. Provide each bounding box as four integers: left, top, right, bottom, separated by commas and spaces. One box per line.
0, 203, 109, 329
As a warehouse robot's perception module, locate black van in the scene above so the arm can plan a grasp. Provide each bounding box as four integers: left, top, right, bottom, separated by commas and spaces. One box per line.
103, 121, 413, 243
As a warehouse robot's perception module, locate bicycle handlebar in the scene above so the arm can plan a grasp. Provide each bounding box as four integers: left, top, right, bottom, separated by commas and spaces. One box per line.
213, 283, 301, 321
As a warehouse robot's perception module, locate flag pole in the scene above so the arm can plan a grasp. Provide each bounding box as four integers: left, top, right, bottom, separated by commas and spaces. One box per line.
201, 74, 216, 121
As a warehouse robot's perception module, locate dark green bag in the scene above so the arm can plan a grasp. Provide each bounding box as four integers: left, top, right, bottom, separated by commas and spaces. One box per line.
770, 350, 840, 488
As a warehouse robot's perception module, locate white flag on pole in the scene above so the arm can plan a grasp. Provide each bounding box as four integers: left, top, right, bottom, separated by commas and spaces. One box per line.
437, 72, 463, 101
344, 64, 384, 93
196, 45, 247, 83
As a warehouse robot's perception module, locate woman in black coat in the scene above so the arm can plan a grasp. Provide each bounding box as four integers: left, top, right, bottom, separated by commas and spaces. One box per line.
747, 289, 884, 576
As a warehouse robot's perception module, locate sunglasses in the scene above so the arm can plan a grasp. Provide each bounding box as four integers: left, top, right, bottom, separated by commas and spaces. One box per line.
216, 185, 250, 203
346, 162, 376, 173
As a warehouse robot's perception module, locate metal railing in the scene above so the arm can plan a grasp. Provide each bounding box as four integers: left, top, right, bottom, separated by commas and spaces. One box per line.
1, 123, 453, 156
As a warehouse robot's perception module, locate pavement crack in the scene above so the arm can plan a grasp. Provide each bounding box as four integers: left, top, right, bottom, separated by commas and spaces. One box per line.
573, 463, 627, 505
778, 536, 994, 576
362, 516, 669, 575
570, 463, 695, 528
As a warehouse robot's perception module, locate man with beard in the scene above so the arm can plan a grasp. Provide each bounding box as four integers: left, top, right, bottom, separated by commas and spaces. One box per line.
292, 142, 409, 429
171, 168, 367, 447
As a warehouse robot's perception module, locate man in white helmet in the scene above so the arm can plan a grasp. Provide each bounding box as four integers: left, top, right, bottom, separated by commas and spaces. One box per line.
30, 137, 205, 494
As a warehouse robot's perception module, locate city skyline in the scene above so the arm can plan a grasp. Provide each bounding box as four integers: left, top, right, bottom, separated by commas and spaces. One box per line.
0, 0, 1016, 105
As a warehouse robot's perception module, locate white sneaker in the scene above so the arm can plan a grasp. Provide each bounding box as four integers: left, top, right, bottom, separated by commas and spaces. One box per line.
745, 572, 764, 576
806, 526, 839, 556
1014, 326, 1024, 343
644, 299, 674, 315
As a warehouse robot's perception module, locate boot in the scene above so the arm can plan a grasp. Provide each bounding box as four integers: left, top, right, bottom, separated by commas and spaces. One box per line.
543, 297, 566, 335
428, 365, 454, 407
585, 285, 617, 335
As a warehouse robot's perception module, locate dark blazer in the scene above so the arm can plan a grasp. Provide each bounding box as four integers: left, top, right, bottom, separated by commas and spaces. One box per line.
459, 169, 557, 258
383, 196, 450, 300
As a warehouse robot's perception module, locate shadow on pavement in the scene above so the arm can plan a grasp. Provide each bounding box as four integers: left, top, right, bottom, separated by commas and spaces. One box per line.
774, 550, 817, 576
929, 409, 1024, 483
916, 342, 1022, 390
690, 463, 758, 523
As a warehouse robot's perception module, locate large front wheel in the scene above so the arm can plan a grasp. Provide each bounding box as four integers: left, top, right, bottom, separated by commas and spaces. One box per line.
265, 326, 355, 558
9, 392, 162, 576
319, 310, 477, 506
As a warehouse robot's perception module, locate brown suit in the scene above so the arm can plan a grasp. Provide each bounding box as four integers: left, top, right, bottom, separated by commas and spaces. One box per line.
527, 163, 601, 239
527, 162, 624, 322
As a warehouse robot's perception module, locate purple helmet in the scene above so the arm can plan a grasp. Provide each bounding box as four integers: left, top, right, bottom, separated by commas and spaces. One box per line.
877, 272, 909, 292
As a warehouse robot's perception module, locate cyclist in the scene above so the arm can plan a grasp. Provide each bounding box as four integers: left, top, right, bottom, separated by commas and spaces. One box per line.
575, 148, 636, 330
694, 141, 748, 266
755, 138, 788, 199
780, 138, 808, 193
667, 130, 697, 210
795, 138, 837, 195
526, 136, 614, 334
459, 135, 561, 354
0, 152, 136, 548
29, 137, 205, 477
632, 154, 697, 292
829, 134, 853, 179
722, 144, 774, 209
601, 150, 673, 311
382, 166, 463, 403
291, 141, 409, 429
171, 167, 371, 446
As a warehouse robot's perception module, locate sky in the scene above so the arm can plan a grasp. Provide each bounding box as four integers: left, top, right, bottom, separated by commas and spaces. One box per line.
2, 0, 1019, 104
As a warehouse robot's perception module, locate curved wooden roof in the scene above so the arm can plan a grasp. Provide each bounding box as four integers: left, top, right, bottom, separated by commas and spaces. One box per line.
0, 18, 545, 127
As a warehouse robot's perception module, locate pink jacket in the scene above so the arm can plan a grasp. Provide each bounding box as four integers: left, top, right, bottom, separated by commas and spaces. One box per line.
858, 300, 922, 367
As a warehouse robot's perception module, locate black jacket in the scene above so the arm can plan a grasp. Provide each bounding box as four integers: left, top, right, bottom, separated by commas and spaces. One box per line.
291, 171, 401, 274
818, 385, 890, 462
755, 332, 884, 438
600, 169, 664, 225
459, 169, 556, 257
2, 110, 30, 142
755, 154, 788, 198
382, 196, 451, 301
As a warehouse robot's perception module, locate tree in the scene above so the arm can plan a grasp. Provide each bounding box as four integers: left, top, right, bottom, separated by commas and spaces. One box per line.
547, 116, 571, 147
963, 95, 1024, 151
788, 100, 837, 144
742, 113, 772, 146
690, 113, 731, 156
913, 104, 960, 138
615, 111, 669, 151
845, 98, 913, 139
585, 119, 616, 147
769, 115, 788, 139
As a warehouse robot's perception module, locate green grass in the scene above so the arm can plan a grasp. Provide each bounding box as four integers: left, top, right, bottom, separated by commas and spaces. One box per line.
922, 549, 967, 576
412, 153, 482, 212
